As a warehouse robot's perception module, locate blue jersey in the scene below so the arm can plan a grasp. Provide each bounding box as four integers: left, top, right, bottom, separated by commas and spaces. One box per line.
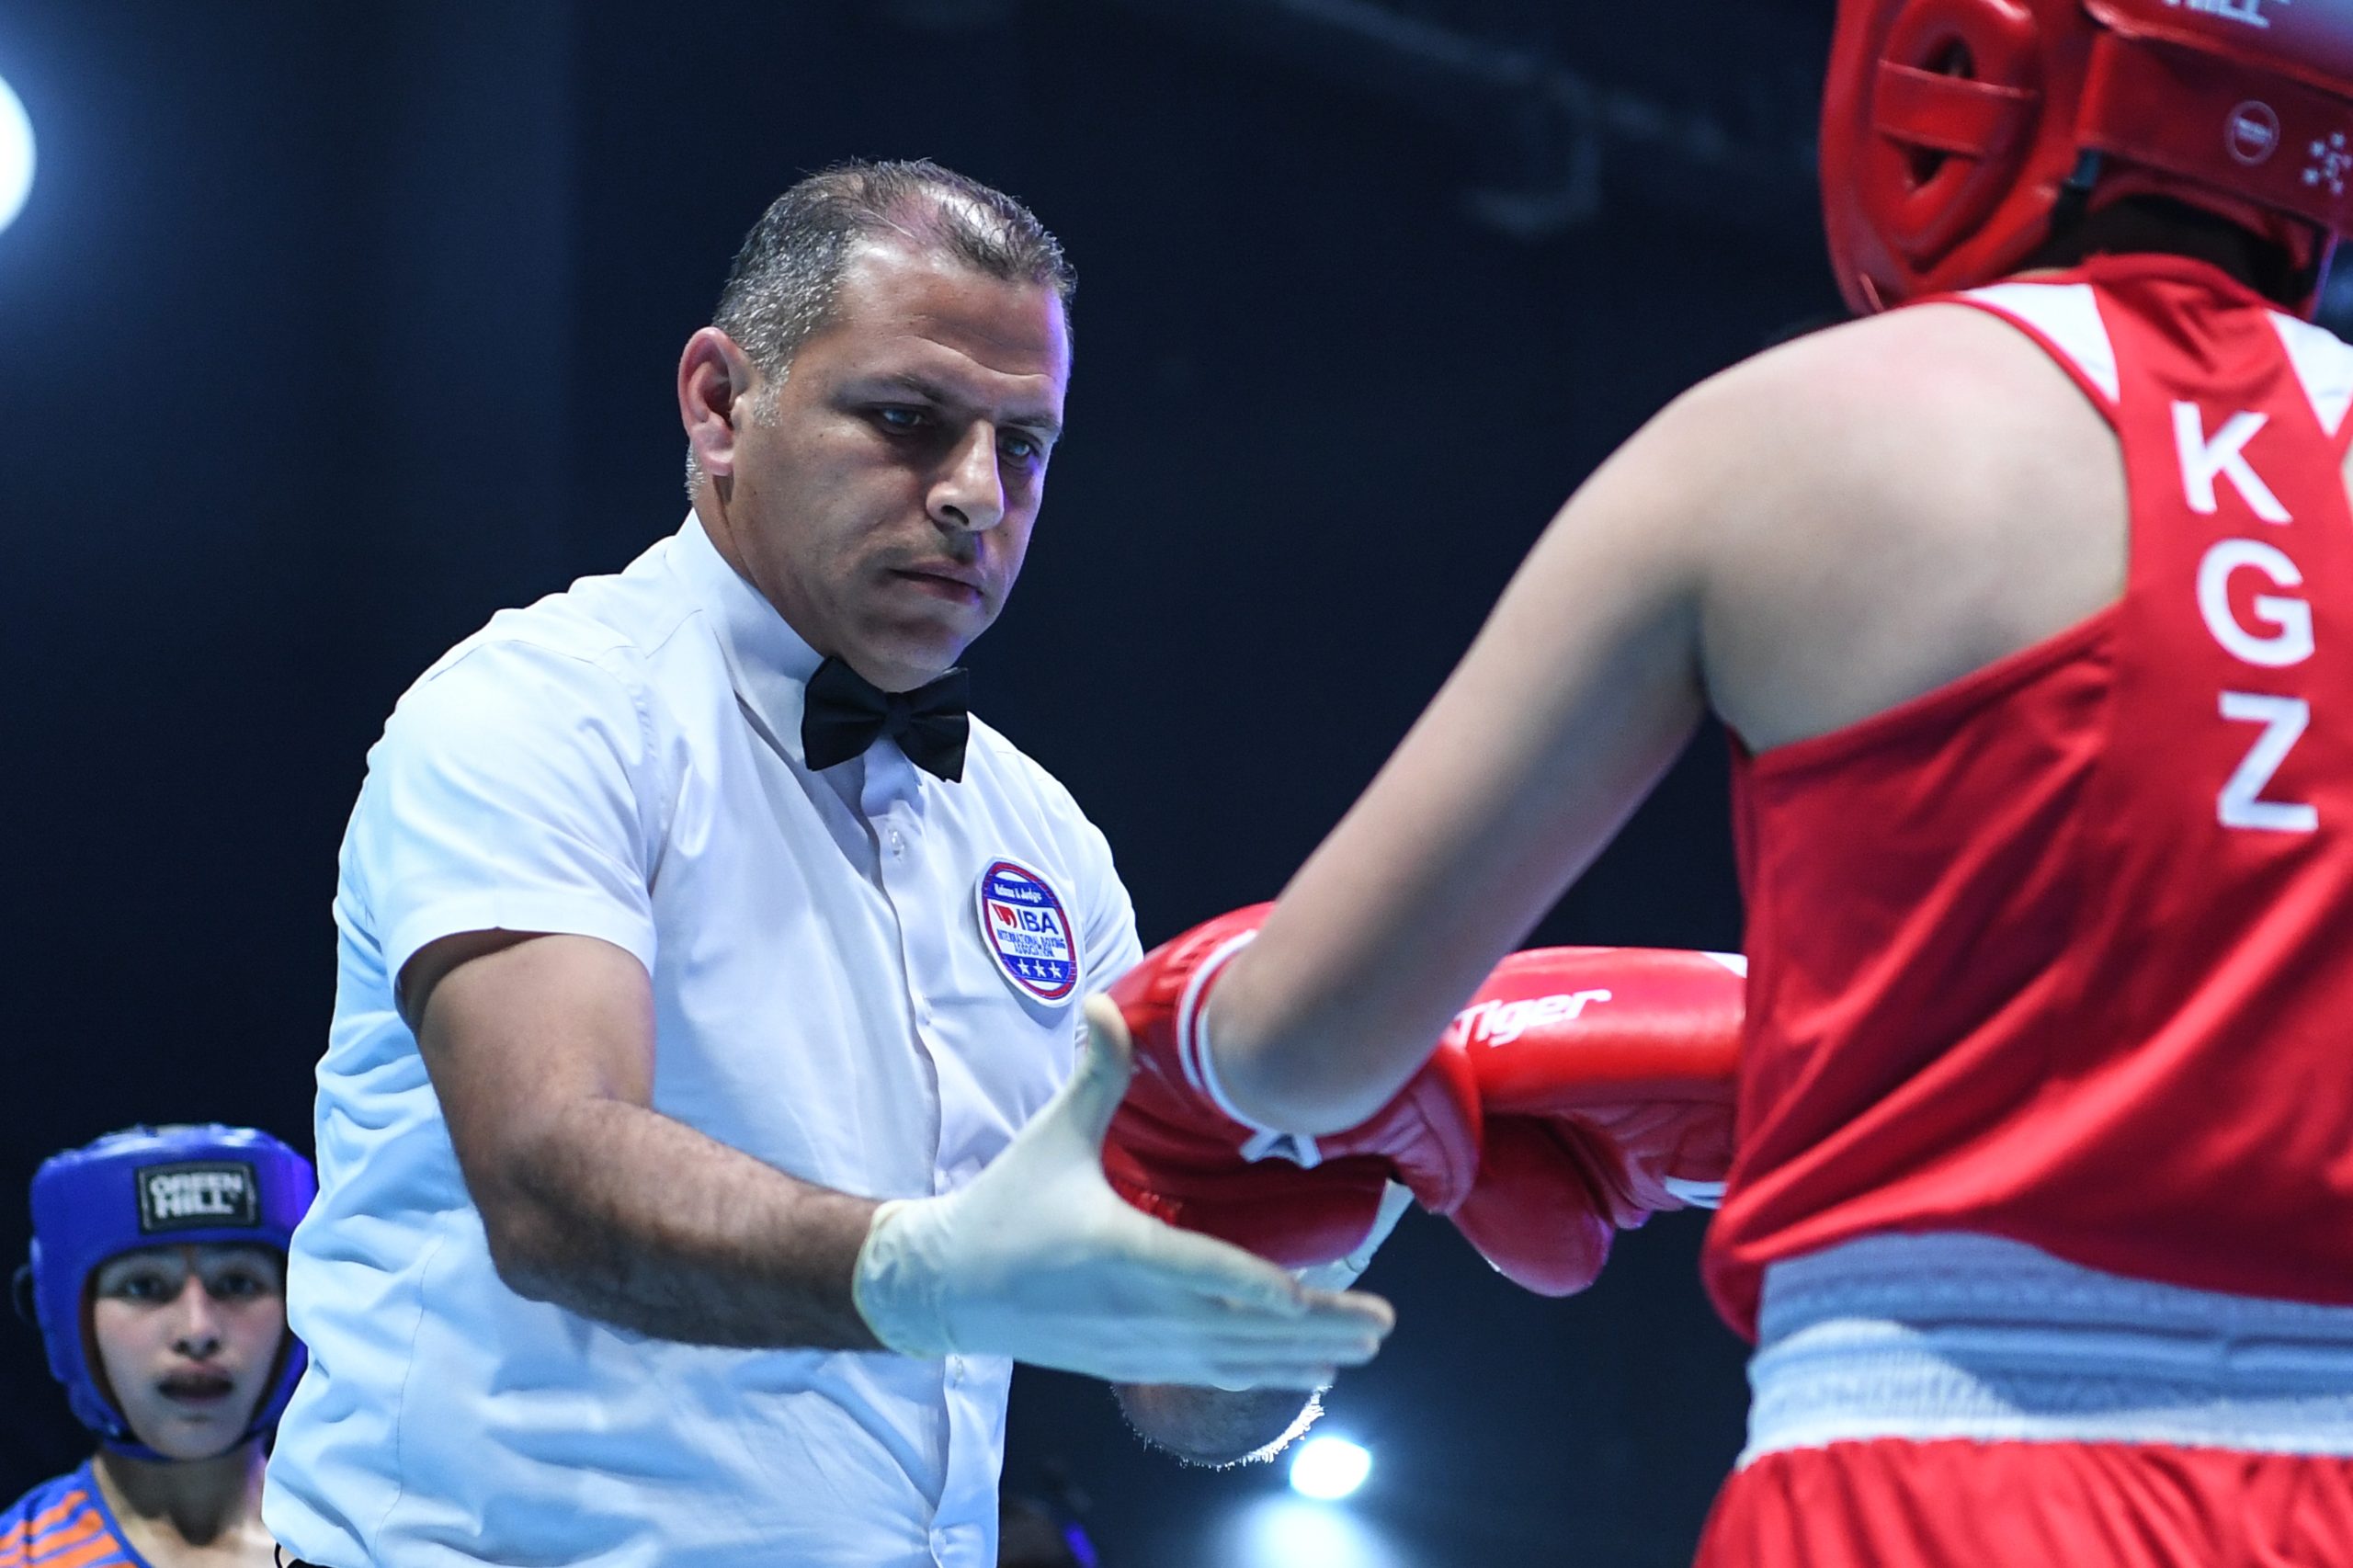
0, 1461, 145, 1567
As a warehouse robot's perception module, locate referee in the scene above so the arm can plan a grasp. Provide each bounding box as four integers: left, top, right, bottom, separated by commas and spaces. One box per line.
262, 160, 1388, 1568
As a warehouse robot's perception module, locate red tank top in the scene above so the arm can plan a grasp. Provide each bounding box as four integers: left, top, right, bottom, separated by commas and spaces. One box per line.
1705, 256, 2353, 1339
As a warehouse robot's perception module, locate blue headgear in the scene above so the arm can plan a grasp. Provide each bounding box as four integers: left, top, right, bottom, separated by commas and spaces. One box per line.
20, 1124, 316, 1459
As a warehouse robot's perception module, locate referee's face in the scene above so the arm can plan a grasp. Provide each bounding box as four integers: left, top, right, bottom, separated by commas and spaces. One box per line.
716, 236, 1070, 691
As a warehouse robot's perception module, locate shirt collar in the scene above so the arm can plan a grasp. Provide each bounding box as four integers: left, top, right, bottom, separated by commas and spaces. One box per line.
666, 511, 828, 767
666, 514, 937, 811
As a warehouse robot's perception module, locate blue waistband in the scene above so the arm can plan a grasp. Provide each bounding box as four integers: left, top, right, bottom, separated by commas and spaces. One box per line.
1743, 1233, 2353, 1464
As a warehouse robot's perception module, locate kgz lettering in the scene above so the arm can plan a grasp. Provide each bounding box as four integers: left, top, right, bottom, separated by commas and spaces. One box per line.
2177, 400, 2318, 835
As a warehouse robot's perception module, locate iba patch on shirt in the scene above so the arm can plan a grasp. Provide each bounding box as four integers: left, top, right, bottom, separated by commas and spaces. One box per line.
975, 859, 1078, 1005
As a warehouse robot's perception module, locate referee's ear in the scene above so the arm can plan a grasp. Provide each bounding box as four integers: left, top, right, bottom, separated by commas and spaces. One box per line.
678, 326, 757, 490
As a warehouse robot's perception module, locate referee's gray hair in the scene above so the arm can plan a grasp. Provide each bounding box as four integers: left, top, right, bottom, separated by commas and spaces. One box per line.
685, 158, 1074, 499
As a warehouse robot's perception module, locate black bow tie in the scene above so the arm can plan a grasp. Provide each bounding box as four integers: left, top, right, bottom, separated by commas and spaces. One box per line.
800, 656, 972, 781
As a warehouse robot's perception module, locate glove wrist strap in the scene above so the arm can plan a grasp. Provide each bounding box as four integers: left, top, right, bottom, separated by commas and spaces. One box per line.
1178, 931, 1310, 1155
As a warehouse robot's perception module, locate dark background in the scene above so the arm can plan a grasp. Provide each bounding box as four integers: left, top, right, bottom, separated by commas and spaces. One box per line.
6, 6, 2344, 1564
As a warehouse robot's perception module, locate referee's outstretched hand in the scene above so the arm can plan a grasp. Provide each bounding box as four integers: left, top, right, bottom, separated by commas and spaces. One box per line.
851, 996, 1395, 1388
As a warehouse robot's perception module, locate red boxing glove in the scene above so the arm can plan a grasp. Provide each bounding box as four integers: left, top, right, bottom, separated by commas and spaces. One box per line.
1446, 948, 1745, 1296
1101, 905, 1483, 1270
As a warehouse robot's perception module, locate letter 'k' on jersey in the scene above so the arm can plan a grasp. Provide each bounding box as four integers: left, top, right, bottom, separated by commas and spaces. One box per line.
1708, 255, 2353, 1338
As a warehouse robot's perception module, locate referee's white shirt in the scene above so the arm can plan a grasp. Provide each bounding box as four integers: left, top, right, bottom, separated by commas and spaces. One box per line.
264, 515, 1141, 1568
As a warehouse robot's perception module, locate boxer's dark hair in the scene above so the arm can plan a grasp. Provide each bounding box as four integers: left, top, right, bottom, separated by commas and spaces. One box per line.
2028, 193, 2313, 308
713, 157, 1074, 383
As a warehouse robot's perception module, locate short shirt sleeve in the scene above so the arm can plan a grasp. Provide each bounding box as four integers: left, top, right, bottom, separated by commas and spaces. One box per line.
1076, 815, 1142, 992
345, 636, 665, 995
1061, 790, 1142, 1056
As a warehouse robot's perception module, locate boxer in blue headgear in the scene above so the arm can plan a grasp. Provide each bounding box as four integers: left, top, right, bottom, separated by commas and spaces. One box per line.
4, 1124, 314, 1568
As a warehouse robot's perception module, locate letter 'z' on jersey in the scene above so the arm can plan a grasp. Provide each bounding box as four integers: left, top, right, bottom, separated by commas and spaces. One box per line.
1711, 257, 2353, 1336
1100, 905, 1485, 1268
1447, 949, 1745, 1297
1821, 0, 2353, 315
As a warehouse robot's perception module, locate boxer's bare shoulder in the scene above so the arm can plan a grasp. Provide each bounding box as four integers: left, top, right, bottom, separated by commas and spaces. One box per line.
1670, 300, 2129, 752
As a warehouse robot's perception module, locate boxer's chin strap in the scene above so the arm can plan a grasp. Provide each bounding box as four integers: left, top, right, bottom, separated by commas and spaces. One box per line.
1177, 930, 1324, 1169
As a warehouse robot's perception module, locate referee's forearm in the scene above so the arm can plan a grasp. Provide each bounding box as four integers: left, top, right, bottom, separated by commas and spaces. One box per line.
476, 1096, 887, 1351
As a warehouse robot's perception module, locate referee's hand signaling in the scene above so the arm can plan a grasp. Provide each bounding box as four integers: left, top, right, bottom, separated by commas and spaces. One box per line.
852, 998, 1395, 1389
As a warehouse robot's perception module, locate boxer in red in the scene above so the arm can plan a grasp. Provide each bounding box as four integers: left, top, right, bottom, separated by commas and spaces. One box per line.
1098, 3, 2353, 1562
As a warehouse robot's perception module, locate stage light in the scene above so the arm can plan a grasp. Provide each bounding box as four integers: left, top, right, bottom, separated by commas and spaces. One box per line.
1223, 1495, 1406, 1568
1289, 1435, 1372, 1501
0, 70, 32, 234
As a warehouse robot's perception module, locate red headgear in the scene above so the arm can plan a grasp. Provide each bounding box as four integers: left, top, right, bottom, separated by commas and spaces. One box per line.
1823, 0, 2353, 317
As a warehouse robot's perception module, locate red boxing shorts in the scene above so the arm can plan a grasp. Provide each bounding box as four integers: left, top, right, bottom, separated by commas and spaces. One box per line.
1696, 1233, 2353, 1568
1699, 1437, 2353, 1566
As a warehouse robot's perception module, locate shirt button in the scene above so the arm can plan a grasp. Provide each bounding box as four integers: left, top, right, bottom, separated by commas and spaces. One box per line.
888, 828, 905, 857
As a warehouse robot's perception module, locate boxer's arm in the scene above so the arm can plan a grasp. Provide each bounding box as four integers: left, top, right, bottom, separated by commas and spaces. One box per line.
408, 928, 887, 1350
1205, 392, 1718, 1134
1202, 304, 2136, 1136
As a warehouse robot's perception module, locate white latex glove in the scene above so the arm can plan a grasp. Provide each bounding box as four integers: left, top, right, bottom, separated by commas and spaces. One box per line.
853, 996, 1395, 1389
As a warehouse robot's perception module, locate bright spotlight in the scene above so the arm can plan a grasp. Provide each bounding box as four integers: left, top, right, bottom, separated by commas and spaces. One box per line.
1222, 1495, 1406, 1568
1289, 1435, 1372, 1501
0, 72, 31, 234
